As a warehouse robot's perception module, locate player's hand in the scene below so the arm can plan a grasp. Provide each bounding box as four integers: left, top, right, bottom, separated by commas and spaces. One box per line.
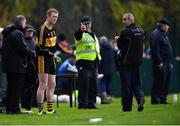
55, 56, 62, 64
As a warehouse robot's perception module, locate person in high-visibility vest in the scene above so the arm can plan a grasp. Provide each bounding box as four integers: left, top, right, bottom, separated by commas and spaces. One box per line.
74, 16, 101, 109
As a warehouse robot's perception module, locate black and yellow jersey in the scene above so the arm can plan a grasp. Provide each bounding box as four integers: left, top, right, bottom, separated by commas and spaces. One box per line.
36, 23, 57, 57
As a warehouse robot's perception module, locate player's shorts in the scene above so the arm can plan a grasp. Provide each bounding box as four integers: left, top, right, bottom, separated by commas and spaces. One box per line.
37, 55, 56, 74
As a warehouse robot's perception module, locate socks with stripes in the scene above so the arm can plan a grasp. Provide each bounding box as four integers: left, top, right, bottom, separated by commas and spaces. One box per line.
47, 102, 53, 112
38, 103, 44, 112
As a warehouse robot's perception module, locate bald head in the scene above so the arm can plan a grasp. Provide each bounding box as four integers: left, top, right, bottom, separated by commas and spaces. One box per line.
122, 13, 135, 26
15, 15, 26, 29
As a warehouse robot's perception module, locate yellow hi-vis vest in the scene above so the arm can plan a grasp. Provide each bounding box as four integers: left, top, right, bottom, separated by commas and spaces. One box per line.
75, 32, 101, 61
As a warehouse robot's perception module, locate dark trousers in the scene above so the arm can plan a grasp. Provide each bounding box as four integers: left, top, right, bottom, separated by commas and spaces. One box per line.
78, 67, 97, 107
151, 61, 172, 102
21, 71, 37, 110
6, 73, 26, 113
119, 65, 144, 109
99, 74, 112, 95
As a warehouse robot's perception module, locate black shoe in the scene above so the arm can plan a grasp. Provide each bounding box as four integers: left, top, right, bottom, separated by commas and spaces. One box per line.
78, 104, 88, 109
151, 97, 160, 104
122, 106, 132, 112
160, 101, 170, 104
78, 106, 87, 109
88, 104, 98, 109
138, 98, 145, 112
138, 103, 144, 112
88, 106, 98, 109
151, 101, 160, 104
122, 109, 132, 112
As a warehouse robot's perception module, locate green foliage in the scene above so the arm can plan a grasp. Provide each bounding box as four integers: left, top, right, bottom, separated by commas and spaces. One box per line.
0, 0, 179, 55
0, 0, 36, 26
130, 1, 163, 32
107, 0, 126, 33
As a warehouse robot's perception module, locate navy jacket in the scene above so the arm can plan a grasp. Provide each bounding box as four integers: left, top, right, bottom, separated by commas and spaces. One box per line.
99, 41, 114, 74
150, 27, 173, 65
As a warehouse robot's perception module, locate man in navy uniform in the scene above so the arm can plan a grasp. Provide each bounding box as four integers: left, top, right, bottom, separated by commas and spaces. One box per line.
150, 19, 173, 104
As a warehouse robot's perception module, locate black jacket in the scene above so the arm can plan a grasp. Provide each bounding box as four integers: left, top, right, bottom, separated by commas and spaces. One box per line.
117, 23, 144, 65
2, 24, 35, 73
150, 27, 173, 65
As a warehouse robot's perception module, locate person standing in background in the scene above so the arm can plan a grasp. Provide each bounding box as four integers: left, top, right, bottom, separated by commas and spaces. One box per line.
116, 13, 145, 112
2, 15, 35, 114
74, 16, 101, 109
150, 19, 173, 104
36, 8, 59, 115
21, 25, 37, 113
98, 36, 114, 104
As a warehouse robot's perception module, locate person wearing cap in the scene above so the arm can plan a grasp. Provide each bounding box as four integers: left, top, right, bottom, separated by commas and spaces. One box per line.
2, 15, 35, 114
74, 16, 101, 109
150, 19, 173, 104
21, 25, 37, 113
116, 13, 145, 112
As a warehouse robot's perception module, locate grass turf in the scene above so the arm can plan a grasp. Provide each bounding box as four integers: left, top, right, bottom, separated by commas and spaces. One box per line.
0, 94, 179, 125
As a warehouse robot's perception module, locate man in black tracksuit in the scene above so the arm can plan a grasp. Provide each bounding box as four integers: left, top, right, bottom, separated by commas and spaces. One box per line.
2, 15, 35, 114
150, 19, 173, 104
116, 13, 145, 112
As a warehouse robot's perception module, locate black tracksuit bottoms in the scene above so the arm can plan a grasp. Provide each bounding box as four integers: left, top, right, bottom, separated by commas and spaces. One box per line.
6, 73, 25, 113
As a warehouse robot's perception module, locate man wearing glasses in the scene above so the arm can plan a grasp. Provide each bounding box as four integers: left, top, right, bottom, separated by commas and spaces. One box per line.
115, 13, 145, 112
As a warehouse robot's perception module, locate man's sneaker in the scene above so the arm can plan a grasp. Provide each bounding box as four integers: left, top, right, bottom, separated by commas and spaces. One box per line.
46, 110, 56, 115
37, 111, 46, 115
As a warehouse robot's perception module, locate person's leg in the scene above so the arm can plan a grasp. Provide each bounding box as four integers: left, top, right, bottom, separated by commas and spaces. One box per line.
106, 74, 112, 96
6, 73, 25, 113
46, 74, 56, 112
78, 67, 90, 108
6, 74, 15, 113
24, 77, 34, 111
37, 73, 48, 113
99, 75, 107, 100
88, 69, 98, 108
151, 64, 163, 104
120, 66, 133, 111
160, 62, 172, 103
131, 65, 144, 111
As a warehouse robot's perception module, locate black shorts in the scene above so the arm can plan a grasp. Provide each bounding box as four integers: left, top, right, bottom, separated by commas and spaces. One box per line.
37, 55, 56, 74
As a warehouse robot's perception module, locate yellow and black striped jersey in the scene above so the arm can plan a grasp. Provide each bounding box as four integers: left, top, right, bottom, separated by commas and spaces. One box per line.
36, 23, 57, 56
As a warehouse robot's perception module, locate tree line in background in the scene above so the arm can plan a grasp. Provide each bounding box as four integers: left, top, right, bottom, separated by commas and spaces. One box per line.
0, 0, 180, 55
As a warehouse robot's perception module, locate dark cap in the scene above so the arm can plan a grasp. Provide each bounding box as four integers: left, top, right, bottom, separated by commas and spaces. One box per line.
158, 19, 170, 26
25, 25, 36, 32
80, 16, 92, 23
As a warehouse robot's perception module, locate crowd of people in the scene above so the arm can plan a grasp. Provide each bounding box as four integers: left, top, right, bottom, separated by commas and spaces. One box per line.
0, 8, 174, 114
